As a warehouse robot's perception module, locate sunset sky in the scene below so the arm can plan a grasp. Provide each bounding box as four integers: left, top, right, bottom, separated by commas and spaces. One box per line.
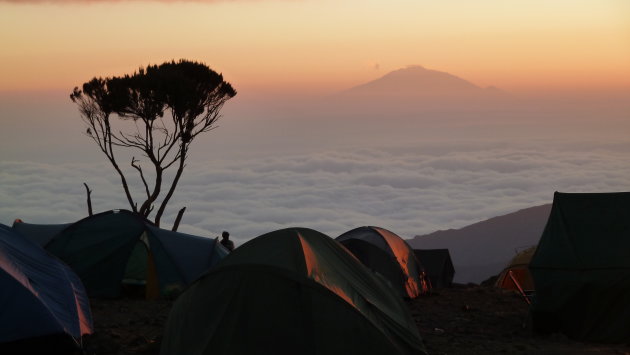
1, 0, 629, 93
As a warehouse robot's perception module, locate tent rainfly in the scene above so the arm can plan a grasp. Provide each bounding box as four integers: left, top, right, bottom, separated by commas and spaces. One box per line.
336, 226, 429, 298
162, 227, 428, 355
413, 249, 455, 288
11, 221, 71, 247
495, 246, 536, 292
0, 224, 93, 353
14, 210, 228, 298
530, 192, 630, 343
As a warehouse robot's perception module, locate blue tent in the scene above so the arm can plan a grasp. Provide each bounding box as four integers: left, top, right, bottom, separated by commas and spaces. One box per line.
15, 210, 229, 298
0, 224, 93, 351
11, 221, 71, 246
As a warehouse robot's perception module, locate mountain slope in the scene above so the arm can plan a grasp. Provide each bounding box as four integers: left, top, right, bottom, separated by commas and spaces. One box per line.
408, 204, 552, 284
345, 65, 481, 95
341, 65, 505, 98
326, 65, 512, 118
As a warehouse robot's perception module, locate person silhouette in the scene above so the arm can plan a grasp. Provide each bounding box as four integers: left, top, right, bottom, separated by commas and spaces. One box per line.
220, 231, 235, 252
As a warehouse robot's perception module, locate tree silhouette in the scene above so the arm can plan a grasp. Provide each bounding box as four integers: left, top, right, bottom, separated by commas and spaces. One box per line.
71, 60, 236, 226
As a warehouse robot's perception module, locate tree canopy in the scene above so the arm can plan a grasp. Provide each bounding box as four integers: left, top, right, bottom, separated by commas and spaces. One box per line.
71, 59, 236, 226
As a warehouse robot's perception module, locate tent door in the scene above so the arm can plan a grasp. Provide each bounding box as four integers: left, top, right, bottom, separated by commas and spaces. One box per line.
122, 233, 160, 299
145, 250, 159, 300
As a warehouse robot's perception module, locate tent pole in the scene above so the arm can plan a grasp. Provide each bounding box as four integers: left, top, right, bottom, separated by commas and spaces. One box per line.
508, 270, 531, 305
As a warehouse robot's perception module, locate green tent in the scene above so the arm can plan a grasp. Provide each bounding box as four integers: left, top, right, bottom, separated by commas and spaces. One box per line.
37, 210, 227, 298
529, 192, 630, 343
162, 227, 427, 355
413, 249, 455, 288
336, 226, 429, 298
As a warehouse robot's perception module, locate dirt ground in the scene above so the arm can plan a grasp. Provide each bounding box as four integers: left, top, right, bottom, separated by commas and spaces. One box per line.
83, 298, 171, 355
411, 285, 630, 355
83, 285, 630, 355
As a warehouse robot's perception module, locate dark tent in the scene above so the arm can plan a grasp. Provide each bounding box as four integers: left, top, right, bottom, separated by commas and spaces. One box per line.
0, 224, 93, 353
12, 221, 71, 246
413, 249, 455, 288
162, 227, 427, 355
530, 192, 630, 343
20, 210, 228, 298
336, 226, 429, 298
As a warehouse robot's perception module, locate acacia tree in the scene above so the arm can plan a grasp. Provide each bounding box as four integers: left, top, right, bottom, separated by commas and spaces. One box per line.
70, 60, 236, 226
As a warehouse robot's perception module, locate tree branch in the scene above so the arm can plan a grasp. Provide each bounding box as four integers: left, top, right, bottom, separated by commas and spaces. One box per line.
154, 146, 187, 226
104, 119, 138, 213
172, 207, 186, 231
131, 157, 151, 200
83, 182, 93, 216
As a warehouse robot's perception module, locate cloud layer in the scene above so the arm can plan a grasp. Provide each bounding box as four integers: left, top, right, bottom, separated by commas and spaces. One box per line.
2, 140, 629, 247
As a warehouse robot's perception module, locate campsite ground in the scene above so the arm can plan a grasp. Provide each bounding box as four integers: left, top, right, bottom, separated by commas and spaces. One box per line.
84, 285, 630, 355
411, 285, 630, 355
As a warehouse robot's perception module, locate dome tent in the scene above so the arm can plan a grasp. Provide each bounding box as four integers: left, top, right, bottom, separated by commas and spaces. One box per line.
530, 192, 630, 343
495, 246, 536, 292
0, 224, 93, 353
11, 220, 71, 246
413, 249, 455, 288
21, 210, 228, 298
161, 227, 427, 355
337, 226, 429, 298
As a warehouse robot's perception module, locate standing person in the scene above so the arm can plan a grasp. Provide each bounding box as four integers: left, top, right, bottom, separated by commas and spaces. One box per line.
220, 231, 235, 252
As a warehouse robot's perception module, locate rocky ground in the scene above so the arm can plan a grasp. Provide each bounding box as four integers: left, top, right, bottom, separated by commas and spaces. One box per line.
83, 285, 630, 355
410, 285, 630, 355
83, 298, 170, 354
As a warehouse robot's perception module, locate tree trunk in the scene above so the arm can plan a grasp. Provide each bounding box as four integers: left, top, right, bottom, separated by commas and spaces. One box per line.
154, 150, 186, 226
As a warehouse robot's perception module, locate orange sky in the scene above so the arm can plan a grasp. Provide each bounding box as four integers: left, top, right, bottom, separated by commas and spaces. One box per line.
0, 0, 629, 93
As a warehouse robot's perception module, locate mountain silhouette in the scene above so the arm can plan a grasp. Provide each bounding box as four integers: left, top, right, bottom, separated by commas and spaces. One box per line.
325, 65, 512, 118
341, 65, 505, 98
408, 204, 552, 284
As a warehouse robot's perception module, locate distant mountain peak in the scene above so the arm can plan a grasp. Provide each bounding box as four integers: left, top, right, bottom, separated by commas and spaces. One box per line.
387, 65, 461, 78
343, 65, 484, 97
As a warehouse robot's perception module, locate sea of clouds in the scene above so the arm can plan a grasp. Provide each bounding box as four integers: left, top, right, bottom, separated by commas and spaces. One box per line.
2, 139, 629, 245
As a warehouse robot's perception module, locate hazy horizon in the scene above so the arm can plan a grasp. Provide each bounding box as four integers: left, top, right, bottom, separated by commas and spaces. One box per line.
2, 65, 629, 243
